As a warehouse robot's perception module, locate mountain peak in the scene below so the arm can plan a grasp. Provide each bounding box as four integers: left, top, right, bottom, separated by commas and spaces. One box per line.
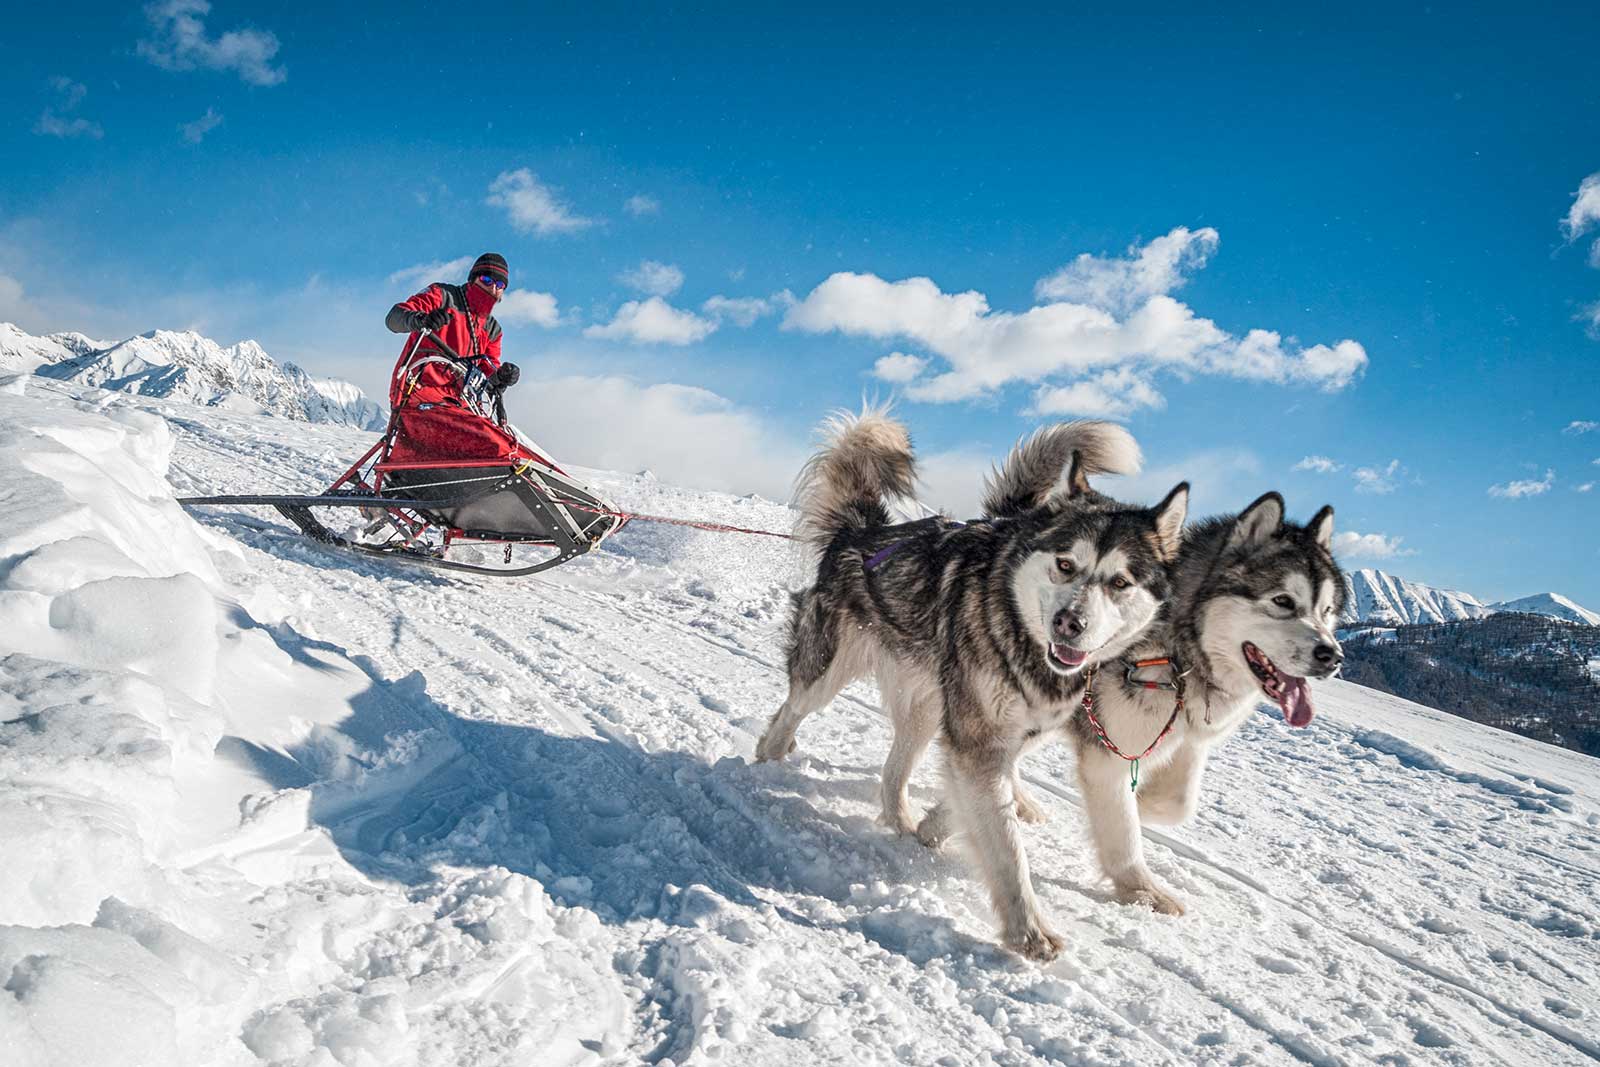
8, 322, 386, 431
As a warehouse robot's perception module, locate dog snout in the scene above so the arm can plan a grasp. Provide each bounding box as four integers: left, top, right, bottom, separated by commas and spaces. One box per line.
1312, 641, 1343, 672
1052, 608, 1086, 640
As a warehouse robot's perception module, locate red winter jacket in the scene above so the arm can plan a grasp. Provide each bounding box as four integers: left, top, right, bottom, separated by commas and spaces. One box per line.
386, 282, 503, 408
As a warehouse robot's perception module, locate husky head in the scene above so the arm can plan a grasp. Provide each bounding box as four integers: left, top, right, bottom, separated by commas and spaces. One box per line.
1009, 462, 1189, 677
1191, 493, 1347, 727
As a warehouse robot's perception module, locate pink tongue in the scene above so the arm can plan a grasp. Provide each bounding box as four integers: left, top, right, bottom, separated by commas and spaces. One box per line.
1280, 676, 1313, 727
1053, 644, 1087, 666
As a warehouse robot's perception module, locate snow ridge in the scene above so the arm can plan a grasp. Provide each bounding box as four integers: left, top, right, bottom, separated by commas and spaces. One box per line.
1343, 568, 1494, 626
3, 321, 385, 430
1487, 592, 1600, 627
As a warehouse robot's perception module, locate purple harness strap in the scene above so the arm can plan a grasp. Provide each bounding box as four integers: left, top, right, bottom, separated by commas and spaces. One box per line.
863, 518, 969, 572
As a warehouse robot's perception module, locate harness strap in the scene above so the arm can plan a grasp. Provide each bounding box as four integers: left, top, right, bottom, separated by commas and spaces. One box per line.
1081, 664, 1183, 792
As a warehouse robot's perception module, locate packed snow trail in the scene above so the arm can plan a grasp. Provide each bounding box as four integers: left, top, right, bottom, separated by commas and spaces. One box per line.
2, 376, 1597, 1066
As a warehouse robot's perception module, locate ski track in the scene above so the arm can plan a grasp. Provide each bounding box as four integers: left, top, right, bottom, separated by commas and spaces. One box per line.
5, 385, 1596, 1067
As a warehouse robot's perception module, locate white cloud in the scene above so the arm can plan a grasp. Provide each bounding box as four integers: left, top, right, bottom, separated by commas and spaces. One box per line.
1488, 469, 1555, 499
1564, 420, 1598, 435
1582, 302, 1600, 338
180, 106, 223, 143
35, 77, 102, 140
624, 194, 660, 216
1332, 530, 1415, 561
618, 260, 684, 297
583, 297, 716, 346
1294, 455, 1342, 473
137, 0, 285, 86
507, 375, 806, 499
701, 293, 789, 327
386, 256, 475, 291
1027, 367, 1164, 419
782, 228, 1367, 407
872, 352, 928, 383
496, 290, 562, 328
1576, 482, 1595, 493
1353, 459, 1403, 494
1034, 226, 1218, 313
1563, 172, 1600, 242
486, 169, 594, 236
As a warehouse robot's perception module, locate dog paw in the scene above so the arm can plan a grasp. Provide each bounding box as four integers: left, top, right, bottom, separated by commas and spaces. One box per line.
753, 731, 795, 762
915, 806, 952, 849
1118, 884, 1187, 916
877, 807, 918, 836
1013, 789, 1049, 824
1005, 920, 1066, 962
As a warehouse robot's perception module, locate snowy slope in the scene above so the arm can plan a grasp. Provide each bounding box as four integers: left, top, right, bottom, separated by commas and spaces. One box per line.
13, 323, 386, 431
1489, 593, 1600, 627
2, 374, 1598, 1067
1342, 568, 1494, 626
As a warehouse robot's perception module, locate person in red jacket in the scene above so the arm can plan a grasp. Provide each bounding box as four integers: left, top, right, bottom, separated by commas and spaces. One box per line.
384, 252, 524, 464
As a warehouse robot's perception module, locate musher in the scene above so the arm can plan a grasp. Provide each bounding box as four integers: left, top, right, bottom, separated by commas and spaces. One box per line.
384, 252, 524, 463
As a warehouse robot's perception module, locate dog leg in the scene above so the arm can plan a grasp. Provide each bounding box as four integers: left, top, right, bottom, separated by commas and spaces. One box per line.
947, 744, 1064, 961
755, 619, 862, 762
1076, 746, 1186, 916
879, 679, 940, 834
1136, 744, 1206, 827
1012, 776, 1048, 824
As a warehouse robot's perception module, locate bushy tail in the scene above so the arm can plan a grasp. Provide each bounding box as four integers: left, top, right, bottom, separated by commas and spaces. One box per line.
981, 421, 1141, 518
792, 406, 917, 547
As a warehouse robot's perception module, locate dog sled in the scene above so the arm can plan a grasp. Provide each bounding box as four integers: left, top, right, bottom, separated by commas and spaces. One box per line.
179, 332, 625, 577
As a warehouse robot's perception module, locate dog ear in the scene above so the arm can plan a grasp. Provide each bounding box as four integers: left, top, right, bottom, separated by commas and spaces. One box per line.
1228, 491, 1284, 550
1307, 505, 1335, 551
1151, 482, 1189, 561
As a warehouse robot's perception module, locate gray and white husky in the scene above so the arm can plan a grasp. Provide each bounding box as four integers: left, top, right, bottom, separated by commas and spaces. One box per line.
755, 409, 1187, 959
1060, 491, 1348, 917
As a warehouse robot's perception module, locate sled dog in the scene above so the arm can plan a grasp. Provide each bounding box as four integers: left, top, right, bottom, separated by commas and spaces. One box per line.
1061, 491, 1347, 917
755, 409, 1187, 959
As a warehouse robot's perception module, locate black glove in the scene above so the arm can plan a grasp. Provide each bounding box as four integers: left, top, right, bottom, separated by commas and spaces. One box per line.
415, 307, 451, 333
493, 362, 521, 390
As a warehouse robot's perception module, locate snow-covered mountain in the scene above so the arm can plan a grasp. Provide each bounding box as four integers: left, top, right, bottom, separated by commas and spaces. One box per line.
1487, 592, 1600, 627
3, 321, 386, 430
0, 321, 105, 371
1, 375, 1596, 1067
1342, 567, 1494, 626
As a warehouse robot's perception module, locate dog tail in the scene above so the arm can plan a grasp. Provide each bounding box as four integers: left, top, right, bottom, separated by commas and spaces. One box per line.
981, 421, 1142, 518
792, 404, 916, 547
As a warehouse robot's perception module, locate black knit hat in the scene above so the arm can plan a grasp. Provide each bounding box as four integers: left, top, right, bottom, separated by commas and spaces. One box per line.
470, 252, 509, 285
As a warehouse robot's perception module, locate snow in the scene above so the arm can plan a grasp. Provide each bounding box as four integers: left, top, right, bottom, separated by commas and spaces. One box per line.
1343, 569, 1599, 629
1489, 593, 1600, 627
1342, 568, 1493, 626
2, 372, 1598, 1066
5, 322, 386, 432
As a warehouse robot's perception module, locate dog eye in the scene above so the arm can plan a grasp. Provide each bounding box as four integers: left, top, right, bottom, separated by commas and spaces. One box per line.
1111, 575, 1132, 590
1272, 595, 1296, 611
1056, 558, 1076, 576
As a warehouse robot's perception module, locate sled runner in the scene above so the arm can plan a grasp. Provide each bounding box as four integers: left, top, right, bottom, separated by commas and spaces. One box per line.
179, 331, 625, 577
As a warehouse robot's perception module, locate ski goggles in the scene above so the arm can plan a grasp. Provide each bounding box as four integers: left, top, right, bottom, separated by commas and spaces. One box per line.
476, 273, 508, 291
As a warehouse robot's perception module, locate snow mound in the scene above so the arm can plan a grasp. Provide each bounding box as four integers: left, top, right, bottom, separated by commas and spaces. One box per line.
0, 383, 622, 1065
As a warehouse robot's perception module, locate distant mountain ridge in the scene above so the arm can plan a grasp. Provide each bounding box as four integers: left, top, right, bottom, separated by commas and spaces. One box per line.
1, 322, 385, 431
1343, 568, 1492, 626
1341, 567, 1594, 629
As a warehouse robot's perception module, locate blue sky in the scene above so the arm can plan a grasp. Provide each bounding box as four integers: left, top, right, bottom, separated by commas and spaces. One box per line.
4, 3, 1599, 605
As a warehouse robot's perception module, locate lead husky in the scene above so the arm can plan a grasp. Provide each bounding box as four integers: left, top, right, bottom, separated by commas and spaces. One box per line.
755, 410, 1188, 959
1062, 491, 1347, 916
